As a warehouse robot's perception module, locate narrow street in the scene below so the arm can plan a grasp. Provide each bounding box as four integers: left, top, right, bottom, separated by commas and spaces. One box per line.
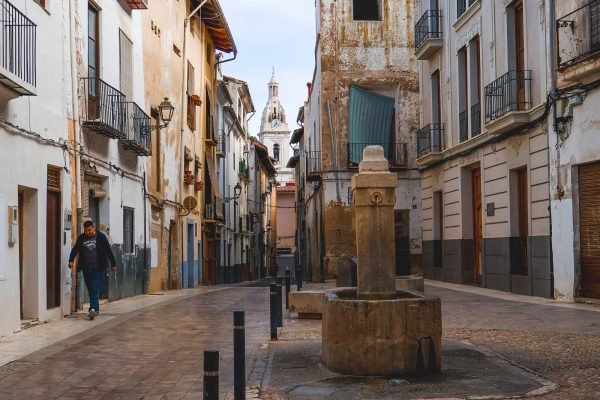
0, 287, 271, 400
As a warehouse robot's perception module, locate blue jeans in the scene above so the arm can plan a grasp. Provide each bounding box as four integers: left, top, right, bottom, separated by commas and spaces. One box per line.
82, 267, 103, 313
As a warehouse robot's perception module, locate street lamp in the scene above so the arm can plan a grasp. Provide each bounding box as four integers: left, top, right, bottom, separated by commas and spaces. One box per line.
224, 182, 242, 203
146, 98, 175, 133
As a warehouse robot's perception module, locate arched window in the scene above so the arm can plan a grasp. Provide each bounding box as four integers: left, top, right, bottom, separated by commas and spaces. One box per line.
273, 143, 280, 162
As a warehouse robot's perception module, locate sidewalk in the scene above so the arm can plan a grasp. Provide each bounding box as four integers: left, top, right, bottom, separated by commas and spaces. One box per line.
0, 286, 226, 368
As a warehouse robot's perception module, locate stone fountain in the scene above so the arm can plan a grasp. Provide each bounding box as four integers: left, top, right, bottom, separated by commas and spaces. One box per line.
322, 146, 442, 376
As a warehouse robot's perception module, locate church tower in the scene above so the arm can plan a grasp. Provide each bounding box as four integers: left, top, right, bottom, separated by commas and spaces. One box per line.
259, 70, 293, 184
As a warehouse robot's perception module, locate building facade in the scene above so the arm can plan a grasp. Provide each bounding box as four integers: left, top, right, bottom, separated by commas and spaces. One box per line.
216, 74, 255, 283
301, 0, 422, 282
550, 0, 600, 300
416, 0, 552, 297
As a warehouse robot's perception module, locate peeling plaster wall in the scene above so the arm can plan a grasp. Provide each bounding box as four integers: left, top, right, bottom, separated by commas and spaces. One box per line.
304, 0, 422, 280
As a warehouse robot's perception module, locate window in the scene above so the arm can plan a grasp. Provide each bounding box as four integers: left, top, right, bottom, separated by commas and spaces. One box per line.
123, 208, 134, 254
457, 47, 468, 142
119, 30, 133, 100
206, 88, 214, 141
88, 5, 99, 92
353, 0, 380, 21
433, 191, 443, 268
187, 62, 196, 130
469, 36, 481, 136
431, 70, 441, 124
273, 144, 280, 162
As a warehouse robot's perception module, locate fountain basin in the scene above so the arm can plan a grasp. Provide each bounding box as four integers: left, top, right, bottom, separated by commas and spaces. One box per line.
322, 288, 441, 376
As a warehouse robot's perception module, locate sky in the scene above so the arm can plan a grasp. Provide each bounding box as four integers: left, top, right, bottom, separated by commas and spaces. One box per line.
218, 0, 316, 136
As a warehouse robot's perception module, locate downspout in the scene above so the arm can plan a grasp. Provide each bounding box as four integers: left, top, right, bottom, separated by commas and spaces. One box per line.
179, 0, 208, 287
548, 0, 557, 297
68, 0, 82, 311
216, 50, 238, 66
326, 100, 341, 201
143, 170, 148, 294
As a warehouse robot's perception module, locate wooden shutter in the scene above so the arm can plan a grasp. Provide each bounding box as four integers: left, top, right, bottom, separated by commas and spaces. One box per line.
578, 162, 600, 298
119, 30, 133, 100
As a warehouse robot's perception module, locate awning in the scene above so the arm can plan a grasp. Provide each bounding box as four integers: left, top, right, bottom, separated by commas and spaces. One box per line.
205, 152, 223, 218
286, 154, 300, 168
290, 127, 304, 144
348, 85, 394, 164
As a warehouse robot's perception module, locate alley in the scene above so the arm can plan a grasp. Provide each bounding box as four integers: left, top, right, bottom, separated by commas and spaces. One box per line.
0, 287, 270, 400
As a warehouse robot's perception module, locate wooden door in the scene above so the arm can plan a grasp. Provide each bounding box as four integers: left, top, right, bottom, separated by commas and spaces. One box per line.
18, 190, 24, 319
514, 2, 525, 109
472, 169, 483, 284
579, 162, 600, 298
46, 191, 61, 309
516, 168, 529, 275
394, 210, 410, 276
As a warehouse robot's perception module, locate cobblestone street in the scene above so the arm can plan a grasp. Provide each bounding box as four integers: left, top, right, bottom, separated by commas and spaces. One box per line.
0, 281, 599, 399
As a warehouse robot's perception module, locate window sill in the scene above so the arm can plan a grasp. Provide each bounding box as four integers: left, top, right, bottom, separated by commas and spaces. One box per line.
453, 0, 481, 31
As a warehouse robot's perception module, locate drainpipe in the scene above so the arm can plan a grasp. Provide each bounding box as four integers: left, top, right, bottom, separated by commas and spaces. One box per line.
548, 0, 557, 297
68, 0, 82, 311
179, 0, 208, 288
326, 100, 341, 202
142, 170, 148, 294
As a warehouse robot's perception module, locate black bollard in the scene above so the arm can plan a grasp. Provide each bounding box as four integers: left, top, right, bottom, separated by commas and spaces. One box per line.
285, 268, 291, 310
296, 264, 303, 291
203, 350, 219, 400
276, 277, 283, 327
233, 311, 245, 400
269, 283, 277, 340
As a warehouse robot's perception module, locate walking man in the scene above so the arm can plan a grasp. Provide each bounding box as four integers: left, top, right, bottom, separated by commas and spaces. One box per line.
68, 220, 117, 320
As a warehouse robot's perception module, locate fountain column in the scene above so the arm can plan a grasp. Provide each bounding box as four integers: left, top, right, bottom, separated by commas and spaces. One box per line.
352, 146, 398, 300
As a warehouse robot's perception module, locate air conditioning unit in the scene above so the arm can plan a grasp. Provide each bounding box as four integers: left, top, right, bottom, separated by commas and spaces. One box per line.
206, 204, 215, 219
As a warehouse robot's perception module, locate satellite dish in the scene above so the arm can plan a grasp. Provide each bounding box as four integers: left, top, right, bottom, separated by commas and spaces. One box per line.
183, 196, 198, 211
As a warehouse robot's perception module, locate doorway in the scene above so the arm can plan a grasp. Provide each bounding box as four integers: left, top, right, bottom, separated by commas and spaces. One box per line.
394, 210, 410, 275
46, 170, 62, 310
471, 168, 483, 284
18, 187, 39, 320
187, 222, 194, 288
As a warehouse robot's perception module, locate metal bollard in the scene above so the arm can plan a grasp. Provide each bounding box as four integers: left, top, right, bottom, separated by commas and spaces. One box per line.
296, 264, 303, 291
269, 283, 277, 340
276, 277, 283, 327
233, 311, 245, 400
285, 268, 291, 310
203, 350, 219, 400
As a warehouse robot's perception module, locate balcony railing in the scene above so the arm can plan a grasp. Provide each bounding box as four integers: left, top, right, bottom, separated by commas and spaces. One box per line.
216, 131, 225, 157
0, 0, 36, 93
459, 110, 469, 142
120, 102, 151, 156
484, 70, 532, 122
306, 150, 321, 179
81, 78, 127, 139
557, 0, 600, 69
415, 10, 443, 49
347, 142, 407, 169
417, 123, 444, 158
471, 102, 481, 136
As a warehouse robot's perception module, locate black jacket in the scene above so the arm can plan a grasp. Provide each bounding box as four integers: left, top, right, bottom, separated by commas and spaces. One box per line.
69, 231, 117, 271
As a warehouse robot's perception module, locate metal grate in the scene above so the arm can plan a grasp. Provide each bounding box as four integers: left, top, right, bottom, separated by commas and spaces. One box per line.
47, 167, 60, 191
459, 110, 469, 142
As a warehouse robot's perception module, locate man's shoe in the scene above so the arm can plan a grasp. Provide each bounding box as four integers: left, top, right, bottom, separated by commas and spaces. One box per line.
88, 309, 98, 320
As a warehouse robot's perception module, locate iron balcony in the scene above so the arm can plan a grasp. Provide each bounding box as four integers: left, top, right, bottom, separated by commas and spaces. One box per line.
0, 0, 36, 97
557, 0, 600, 69
484, 70, 532, 122
347, 142, 408, 169
417, 123, 444, 158
81, 77, 127, 139
120, 102, 151, 156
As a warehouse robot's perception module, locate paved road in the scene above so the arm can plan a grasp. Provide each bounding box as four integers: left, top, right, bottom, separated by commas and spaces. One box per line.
0, 287, 270, 400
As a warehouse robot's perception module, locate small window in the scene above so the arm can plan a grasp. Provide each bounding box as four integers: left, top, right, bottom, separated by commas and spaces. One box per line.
123, 208, 134, 254
353, 0, 380, 21
273, 144, 280, 162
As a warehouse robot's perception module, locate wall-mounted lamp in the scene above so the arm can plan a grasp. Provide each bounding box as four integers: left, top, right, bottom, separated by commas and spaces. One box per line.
224, 182, 242, 203
148, 98, 175, 132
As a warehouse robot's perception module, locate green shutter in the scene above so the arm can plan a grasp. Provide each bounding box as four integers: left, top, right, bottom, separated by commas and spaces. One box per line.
348, 85, 395, 165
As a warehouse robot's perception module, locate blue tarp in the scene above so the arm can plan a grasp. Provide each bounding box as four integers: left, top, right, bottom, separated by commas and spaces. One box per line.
348, 85, 395, 164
